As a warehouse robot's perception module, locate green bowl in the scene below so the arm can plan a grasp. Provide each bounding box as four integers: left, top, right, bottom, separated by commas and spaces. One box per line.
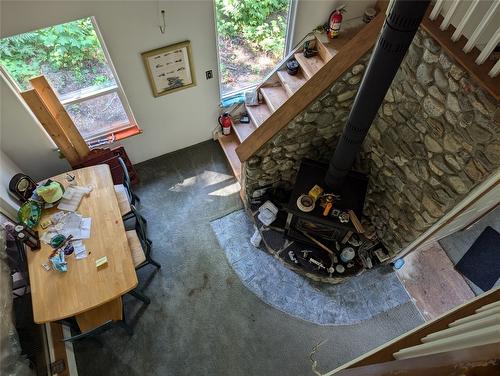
17, 200, 43, 229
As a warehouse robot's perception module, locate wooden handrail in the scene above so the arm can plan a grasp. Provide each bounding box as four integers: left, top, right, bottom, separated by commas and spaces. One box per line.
235, 12, 385, 162
421, 14, 500, 101
330, 343, 500, 376
324, 287, 500, 375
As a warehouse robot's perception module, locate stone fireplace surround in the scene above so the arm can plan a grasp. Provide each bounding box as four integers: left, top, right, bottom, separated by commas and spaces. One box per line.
243, 29, 500, 263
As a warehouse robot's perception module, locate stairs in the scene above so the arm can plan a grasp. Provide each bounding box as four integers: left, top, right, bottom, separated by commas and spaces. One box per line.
217, 19, 383, 183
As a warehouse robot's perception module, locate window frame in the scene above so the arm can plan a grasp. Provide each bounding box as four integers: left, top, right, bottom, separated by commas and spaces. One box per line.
213, 0, 298, 101
0, 16, 139, 144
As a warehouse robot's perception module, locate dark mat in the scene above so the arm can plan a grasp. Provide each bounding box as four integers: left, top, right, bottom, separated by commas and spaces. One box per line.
456, 226, 500, 291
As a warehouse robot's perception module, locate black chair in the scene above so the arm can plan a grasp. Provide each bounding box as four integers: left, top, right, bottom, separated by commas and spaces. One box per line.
125, 205, 160, 271
114, 157, 146, 224
60, 290, 151, 343
5, 239, 30, 298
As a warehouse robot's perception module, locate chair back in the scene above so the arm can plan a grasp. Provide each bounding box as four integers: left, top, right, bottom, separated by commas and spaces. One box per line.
62, 320, 114, 343
117, 157, 134, 203
130, 205, 151, 257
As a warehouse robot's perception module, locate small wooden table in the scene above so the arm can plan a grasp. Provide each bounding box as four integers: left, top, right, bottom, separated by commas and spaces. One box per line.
27, 165, 138, 324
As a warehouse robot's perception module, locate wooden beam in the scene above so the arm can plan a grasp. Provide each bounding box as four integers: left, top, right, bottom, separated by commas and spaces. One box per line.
30, 76, 90, 159
21, 89, 81, 166
235, 12, 385, 162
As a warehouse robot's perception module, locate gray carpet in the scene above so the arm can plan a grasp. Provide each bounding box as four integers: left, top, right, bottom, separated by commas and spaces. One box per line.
73, 140, 423, 376
211, 209, 412, 325
439, 206, 500, 295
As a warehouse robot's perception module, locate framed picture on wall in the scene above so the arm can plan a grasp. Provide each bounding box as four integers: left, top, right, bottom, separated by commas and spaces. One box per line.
141, 40, 196, 97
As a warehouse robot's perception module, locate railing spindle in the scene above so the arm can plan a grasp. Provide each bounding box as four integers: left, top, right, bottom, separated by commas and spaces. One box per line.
429, 0, 445, 20
489, 59, 500, 78
440, 1, 460, 30
463, 1, 499, 53
476, 26, 500, 65
452, 0, 480, 42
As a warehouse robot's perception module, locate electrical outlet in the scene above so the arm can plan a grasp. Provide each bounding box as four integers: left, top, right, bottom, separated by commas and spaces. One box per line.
205, 70, 213, 80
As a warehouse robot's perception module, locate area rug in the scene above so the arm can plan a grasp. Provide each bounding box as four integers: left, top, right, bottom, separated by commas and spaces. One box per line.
211, 209, 414, 325
455, 226, 500, 291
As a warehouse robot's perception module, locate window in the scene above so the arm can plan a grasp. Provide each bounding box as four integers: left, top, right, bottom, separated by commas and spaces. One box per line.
214, 0, 295, 98
0, 17, 138, 142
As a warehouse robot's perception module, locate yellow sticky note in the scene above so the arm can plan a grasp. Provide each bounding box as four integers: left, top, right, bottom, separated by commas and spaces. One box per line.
96, 256, 108, 268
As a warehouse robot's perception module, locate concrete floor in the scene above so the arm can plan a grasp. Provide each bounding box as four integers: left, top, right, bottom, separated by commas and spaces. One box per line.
74, 140, 423, 376
397, 242, 474, 321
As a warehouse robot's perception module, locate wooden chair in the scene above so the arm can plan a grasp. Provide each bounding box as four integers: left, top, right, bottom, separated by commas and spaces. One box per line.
125, 205, 161, 270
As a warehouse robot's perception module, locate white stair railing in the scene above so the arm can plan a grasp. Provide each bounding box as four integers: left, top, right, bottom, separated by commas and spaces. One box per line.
429, 0, 499, 78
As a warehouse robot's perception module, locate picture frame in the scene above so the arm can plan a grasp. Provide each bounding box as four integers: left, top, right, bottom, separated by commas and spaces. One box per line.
141, 40, 196, 97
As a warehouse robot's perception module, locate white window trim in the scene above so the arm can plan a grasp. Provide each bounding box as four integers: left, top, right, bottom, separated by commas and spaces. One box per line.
90, 17, 137, 133
213, 0, 298, 101
0, 16, 138, 143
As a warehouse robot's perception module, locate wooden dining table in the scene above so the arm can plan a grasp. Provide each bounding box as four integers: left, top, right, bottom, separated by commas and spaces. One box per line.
27, 165, 138, 330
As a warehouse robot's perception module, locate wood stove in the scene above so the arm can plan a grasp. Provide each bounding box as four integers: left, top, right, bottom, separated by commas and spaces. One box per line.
285, 159, 367, 246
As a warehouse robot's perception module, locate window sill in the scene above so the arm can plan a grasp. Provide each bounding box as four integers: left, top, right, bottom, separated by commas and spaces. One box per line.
220, 83, 259, 108
86, 124, 142, 149
113, 124, 142, 141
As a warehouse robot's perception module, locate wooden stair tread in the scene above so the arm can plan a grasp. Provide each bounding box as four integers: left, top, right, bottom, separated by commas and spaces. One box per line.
294, 52, 325, 79
277, 70, 308, 96
233, 121, 256, 143
235, 10, 386, 162
316, 25, 366, 62
246, 103, 271, 127
218, 132, 241, 180
260, 86, 289, 112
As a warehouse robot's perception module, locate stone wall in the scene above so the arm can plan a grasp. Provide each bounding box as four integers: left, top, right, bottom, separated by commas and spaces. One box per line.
243, 29, 500, 255
362, 29, 499, 253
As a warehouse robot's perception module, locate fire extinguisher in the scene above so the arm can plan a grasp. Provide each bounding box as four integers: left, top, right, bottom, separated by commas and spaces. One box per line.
218, 112, 233, 135
328, 6, 345, 39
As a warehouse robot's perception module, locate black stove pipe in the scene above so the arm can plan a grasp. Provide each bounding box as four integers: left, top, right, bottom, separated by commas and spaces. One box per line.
325, 0, 431, 191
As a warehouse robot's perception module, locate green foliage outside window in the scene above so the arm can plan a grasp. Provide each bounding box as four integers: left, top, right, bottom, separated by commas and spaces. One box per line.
215, 0, 289, 57
0, 18, 107, 91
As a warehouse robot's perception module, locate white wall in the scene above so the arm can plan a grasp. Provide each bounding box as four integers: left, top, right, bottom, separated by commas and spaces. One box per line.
0, 149, 22, 216
292, 0, 377, 46
0, 0, 375, 179
0, 78, 69, 180
1, 0, 222, 176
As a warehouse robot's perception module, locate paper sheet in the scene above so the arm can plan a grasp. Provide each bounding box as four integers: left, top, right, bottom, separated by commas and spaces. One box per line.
73, 240, 88, 259
57, 186, 92, 212
40, 212, 92, 244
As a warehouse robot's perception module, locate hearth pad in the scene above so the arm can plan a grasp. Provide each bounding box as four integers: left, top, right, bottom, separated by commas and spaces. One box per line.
211, 210, 412, 325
